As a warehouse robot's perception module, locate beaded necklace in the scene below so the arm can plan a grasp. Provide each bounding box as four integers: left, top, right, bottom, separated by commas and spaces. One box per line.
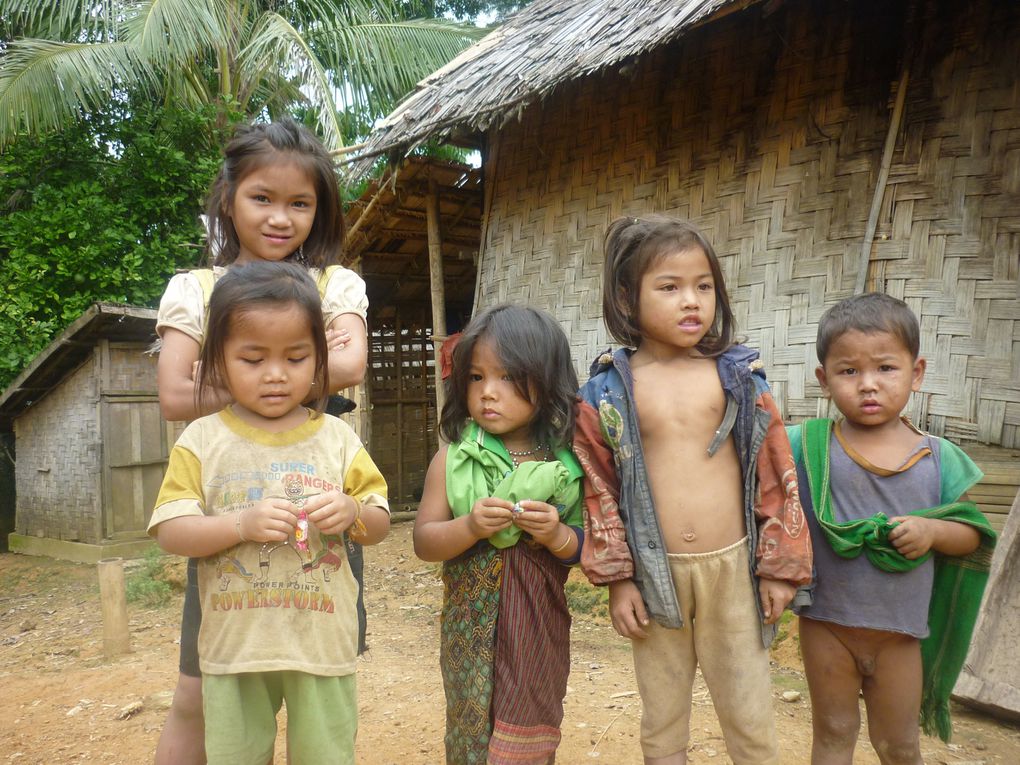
506, 443, 549, 469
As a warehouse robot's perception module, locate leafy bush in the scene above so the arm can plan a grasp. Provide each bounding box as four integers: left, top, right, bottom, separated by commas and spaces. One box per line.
125, 546, 174, 608
0, 103, 225, 390
774, 608, 797, 644
565, 577, 610, 618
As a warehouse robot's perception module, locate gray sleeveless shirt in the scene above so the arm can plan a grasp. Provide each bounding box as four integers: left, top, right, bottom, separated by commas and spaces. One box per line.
799, 434, 941, 637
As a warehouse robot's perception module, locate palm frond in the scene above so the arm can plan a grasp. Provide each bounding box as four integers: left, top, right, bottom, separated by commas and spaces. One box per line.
312, 18, 483, 115
160, 65, 216, 112
0, 38, 157, 145
0, 0, 125, 41
121, 0, 227, 67
244, 71, 307, 122
241, 11, 345, 150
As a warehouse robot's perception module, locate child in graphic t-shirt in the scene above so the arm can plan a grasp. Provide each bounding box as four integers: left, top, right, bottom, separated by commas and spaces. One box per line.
150, 262, 389, 764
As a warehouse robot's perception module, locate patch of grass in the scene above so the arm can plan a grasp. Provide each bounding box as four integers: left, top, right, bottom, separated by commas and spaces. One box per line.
125, 546, 173, 608
565, 578, 610, 618
775, 609, 797, 643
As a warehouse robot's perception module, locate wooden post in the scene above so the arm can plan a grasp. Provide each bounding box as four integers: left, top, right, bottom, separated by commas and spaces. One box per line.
97, 557, 130, 657
855, 67, 909, 295
426, 178, 448, 441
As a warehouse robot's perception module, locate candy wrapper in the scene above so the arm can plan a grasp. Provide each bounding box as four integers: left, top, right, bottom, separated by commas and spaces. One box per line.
294, 510, 309, 551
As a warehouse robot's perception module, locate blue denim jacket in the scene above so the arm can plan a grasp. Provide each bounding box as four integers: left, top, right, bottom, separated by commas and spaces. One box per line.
576, 345, 812, 647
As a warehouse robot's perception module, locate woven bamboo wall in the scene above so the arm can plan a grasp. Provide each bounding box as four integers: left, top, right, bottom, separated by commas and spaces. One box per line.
476, 0, 1019, 448
14, 344, 163, 544
14, 359, 101, 543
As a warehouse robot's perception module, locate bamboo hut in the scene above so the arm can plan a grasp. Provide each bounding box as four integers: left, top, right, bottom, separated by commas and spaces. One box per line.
347, 0, 1020, 716
348, 0, 1020, 523
344, 157, 482, 508
0, 304, 169, 563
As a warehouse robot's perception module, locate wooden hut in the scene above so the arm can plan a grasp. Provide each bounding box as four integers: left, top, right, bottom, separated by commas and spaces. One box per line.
347, 0, 1020, 527
0, 303, 168, 563
344, 157, 482, 508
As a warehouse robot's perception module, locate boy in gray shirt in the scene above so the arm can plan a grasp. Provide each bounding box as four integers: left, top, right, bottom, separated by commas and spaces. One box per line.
787, 292, 994, 764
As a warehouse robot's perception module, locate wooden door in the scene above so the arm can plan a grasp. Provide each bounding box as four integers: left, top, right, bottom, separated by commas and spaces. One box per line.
101, 396, 170, 539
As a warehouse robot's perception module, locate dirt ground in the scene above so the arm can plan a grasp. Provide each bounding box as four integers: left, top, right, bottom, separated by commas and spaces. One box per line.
2, 521, 1019, 765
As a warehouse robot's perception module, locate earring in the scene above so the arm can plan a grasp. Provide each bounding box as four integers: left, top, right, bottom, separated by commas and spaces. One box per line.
294, 245, 307, 265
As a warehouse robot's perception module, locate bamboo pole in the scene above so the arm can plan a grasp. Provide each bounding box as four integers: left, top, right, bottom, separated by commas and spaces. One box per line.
426, 177, 448, 441
97, 558, 130, 657
855, 67, 909, 295
329, 141, 367, 158
345, 177, 390, 245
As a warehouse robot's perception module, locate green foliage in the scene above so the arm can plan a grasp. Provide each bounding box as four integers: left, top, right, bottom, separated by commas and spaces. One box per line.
565, 577, 610, 619
0, 103, 226, 390
403, 0, 528, 22
125, 546, 174, 608
775, 608, 797, 644
0, 0, 486, 151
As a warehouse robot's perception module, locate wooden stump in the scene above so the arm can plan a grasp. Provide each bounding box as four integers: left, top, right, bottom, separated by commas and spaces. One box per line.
97, 557, 130, 657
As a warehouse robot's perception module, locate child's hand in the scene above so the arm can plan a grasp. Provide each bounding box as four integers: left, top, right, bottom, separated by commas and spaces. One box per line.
510, 499, 560, 545
239, 498, 299, 543
758, 577, 796, 624
467, 497, 514, 540
608, 579, 650, 639
326, 327, 352, 351
888, 516, 936, 559
302, 490, 359, 537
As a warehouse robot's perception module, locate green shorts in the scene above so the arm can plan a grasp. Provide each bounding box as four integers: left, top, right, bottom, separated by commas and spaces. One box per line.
203, 671, 357, 765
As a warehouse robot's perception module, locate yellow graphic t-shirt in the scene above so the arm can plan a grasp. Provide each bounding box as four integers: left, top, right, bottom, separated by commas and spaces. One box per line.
149, 406, 388, 677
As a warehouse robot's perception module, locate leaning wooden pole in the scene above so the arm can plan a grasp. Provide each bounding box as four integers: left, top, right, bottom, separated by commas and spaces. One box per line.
97, 558, 130, 657
855, 67, 909, 295
426, 177, 448, 443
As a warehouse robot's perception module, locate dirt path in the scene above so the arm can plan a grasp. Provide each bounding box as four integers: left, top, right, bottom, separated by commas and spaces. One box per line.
2, 521, 1019, 764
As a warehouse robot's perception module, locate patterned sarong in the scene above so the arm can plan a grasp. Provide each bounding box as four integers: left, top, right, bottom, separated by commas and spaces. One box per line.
440, 422, 581, 765
441, 543, 502, 764
489, 542, 571, 763
440, 541, 570, 765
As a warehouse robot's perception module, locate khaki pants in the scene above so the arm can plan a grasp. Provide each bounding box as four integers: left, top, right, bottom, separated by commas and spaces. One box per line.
632, 538, 778, 764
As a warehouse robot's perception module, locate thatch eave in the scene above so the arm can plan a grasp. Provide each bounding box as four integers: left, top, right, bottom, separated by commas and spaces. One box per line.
346, 0, 757, 177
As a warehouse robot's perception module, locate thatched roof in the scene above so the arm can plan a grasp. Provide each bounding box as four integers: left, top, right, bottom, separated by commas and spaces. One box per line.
347, 0, 748, 176
0, 303, 156, 430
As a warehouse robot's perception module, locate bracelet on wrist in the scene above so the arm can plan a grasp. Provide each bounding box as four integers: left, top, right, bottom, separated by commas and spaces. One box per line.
236, 509, 247, 543
550, 529, 573, 554
349, 497, 368, 539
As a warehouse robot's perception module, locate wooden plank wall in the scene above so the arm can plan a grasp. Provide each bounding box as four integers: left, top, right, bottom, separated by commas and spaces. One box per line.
966, 445, 1020, 533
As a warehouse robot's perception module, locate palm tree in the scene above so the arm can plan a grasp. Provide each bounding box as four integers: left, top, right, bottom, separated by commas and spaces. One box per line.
0, 0, 485, 150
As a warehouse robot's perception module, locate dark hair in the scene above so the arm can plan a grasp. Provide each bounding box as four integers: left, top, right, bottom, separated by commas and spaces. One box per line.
602, 215, 735, 355
197, 261, 329, 416
205, 119, 345, 269
816, 292, 920, 364
440, 304, 578, 448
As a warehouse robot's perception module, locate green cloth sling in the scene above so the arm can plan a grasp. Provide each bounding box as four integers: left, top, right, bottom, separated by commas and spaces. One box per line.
799, 418, 996, 742
446, 421, 584, 549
